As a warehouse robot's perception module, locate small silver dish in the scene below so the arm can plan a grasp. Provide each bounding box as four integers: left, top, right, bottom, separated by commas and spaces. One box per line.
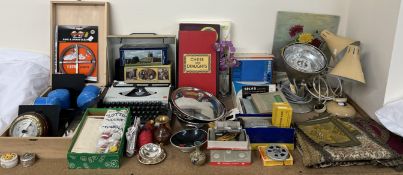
138, 143, 166, 165
139, 143, 163, 159
137, 152, 166, 165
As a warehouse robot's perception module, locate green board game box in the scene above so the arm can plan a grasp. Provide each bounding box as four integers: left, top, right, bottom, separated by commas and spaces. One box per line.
67, 108, 132, 169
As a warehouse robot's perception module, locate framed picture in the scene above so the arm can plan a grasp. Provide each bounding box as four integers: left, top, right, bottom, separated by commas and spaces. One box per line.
124, 65, 171, 84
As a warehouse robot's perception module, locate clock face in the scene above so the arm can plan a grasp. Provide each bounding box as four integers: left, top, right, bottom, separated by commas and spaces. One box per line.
9, 113, 47, 137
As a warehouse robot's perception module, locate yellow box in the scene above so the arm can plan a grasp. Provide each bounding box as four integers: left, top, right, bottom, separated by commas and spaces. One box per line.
258, 146, 293, 167
272, 102, 292, 128
251, 143, 294, 151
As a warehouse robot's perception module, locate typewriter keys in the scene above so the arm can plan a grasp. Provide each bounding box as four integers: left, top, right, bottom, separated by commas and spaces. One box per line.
9, 112, 48, 137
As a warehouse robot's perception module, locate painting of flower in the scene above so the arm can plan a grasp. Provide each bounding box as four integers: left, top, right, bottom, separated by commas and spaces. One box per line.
298, 33, 314, 43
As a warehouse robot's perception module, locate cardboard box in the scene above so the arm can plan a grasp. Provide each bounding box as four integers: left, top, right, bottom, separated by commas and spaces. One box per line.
209, 148, 252, 166
67, 108, 132, 169
258, 146, 293, 166
232, 53, 273, 83
207, 128, 250, 150
272, 102, 293, 128
0, 1, 110, 159
238, 114, 295, 151
231, 81, 272, 114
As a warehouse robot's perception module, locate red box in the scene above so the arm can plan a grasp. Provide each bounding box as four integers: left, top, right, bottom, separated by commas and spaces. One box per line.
178, 31, 218, 96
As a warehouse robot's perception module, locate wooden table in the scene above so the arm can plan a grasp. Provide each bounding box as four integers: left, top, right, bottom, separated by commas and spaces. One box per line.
1, 98, 402, 175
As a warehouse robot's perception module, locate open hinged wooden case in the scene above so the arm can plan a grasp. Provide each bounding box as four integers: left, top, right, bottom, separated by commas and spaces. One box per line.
67, 108, 132, 169
0, 1, 110, 159
107, 34, 177, 86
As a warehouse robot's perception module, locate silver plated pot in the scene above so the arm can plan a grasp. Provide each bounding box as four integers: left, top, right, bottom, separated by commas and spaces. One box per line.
171, 87, 226, 126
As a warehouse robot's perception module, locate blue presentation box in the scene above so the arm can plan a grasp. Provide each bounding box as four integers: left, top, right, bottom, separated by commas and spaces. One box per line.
237, 114, 295, 150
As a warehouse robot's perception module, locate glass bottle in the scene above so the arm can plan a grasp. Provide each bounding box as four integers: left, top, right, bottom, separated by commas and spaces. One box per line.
153, 123, 171, 145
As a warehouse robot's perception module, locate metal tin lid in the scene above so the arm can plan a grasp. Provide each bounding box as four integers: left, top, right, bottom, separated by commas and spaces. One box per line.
1, 153, 19, 168
20, 153, 35, 168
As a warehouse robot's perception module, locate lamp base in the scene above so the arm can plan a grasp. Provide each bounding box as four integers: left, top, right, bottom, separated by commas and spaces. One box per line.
326, 101, 356, 117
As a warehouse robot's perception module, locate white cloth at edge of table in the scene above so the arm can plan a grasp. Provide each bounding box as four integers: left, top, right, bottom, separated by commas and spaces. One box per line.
375, 98, 403, 138
0, 48, 50, 135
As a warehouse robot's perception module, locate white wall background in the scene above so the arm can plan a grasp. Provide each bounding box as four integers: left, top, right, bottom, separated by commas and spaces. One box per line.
0, 0, 349, 54
385, 1, 403, 104
344, 0, 401, 120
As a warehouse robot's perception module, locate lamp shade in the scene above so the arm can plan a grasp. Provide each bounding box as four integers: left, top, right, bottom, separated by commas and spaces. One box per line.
321, 30, 360, 59
330, 45, 365, 84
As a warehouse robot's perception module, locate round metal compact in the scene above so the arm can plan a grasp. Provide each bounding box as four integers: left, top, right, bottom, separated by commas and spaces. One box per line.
171, 87, 226, 127
266, 144, 290, 161
282, 43, 327, 80
137, 143, 166, 165
20, 153, 36, 168
9, 112, 48, 137
0, 153, 18, 168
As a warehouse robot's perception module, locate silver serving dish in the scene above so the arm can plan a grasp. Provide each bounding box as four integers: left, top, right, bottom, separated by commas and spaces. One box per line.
171, 87, 226, 125
138, 143, 166, 165
282, 43, 327, 80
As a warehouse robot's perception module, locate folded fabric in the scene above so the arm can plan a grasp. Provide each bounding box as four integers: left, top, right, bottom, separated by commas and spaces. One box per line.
0, 48, 50, 135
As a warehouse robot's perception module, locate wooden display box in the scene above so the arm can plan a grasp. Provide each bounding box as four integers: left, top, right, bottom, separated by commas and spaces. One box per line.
50, 1, 111, 87
0, 1, 110, 159
67, 108, 132, 169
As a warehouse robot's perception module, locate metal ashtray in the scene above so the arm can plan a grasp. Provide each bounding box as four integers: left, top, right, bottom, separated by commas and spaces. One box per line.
171, 87, 226, 127
138, 143, 166, 165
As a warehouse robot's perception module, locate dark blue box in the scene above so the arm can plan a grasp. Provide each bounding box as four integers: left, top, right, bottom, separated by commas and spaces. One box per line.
237, 114, 295, 150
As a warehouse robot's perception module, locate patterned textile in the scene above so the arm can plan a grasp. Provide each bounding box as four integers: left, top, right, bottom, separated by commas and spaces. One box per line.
298, 117, 360, 147
296, 116, 402, 169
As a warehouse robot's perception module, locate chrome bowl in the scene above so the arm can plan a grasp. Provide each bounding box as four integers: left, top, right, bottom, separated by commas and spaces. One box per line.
171, 87, 226, 124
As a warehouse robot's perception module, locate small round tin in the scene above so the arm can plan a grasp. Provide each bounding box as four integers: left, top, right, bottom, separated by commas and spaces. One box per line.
1, 153, 18, 168
20, 153, 36, 168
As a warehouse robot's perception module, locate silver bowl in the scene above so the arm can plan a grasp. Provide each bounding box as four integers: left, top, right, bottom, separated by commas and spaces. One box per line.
137, 143, 166, 165
171, 87, 226, 125
282, 43, 328, 80
170, 129, 207, 153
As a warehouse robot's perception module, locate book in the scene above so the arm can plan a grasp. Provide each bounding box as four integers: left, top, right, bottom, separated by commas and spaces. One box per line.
179, 21, 232, 41
251, 91, 288, 114
232, 53, 274, 83
179, 23, 221, 41
178, 31, 218, 95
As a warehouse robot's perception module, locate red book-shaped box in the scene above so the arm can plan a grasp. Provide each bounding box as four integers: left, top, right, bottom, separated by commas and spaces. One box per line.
178, 31, 218, 95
